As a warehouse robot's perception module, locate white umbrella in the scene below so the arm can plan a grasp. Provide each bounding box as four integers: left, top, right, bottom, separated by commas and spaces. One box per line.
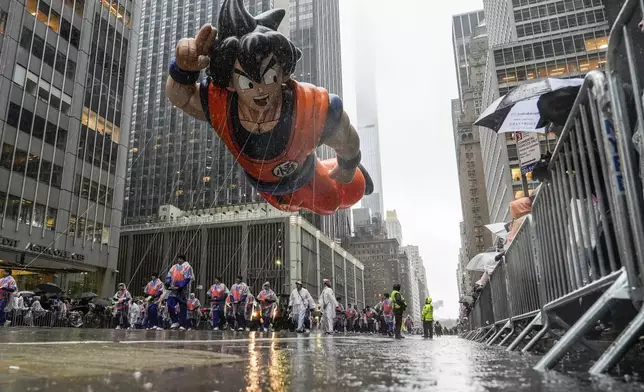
466, 252, 501, 274
475, 78, 584, 133
485, 222, 508, 239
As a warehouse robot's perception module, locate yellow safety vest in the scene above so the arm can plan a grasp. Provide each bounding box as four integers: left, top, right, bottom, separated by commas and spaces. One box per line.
391, 290, 405, 311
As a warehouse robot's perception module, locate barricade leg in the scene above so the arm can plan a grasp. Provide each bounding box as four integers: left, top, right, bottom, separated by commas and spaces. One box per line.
534, 271, 629, 371
478, 326, 496, 343
548, 313, 602, 355
523, 312, 551, 353
589, 305, 644, 374
498, 321, 517, 346
488, 320, 510, 346
508, 312, 542, 352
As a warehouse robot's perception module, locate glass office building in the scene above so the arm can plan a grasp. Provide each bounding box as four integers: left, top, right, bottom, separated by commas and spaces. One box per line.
0, 0, 139, 296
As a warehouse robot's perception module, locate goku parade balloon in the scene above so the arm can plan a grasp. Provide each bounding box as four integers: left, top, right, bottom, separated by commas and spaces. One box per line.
165, 0, 372, 215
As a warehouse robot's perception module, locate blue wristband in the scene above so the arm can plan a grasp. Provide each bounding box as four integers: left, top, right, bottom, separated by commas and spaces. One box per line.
169, 58, 200, 85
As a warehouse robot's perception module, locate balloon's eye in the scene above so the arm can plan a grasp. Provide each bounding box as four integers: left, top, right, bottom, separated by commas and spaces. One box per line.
238, 75, 254, 90
263, 68, 278, 85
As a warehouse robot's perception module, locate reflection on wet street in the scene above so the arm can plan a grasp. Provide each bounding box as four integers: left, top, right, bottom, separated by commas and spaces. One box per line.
0, 329, 642, 391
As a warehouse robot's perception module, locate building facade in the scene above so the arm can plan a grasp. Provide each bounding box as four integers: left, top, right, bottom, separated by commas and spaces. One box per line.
119, 205, 365, 307
0, 0, 139, 297
480, 0, 609, 223
385, 209, 402, 246
346, 236, 400, 308
452, 11, 492, 297
400, 245, 427, 322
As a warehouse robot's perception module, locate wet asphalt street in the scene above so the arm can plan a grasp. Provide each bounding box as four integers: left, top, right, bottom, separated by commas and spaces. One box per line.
0, 329, 643, 392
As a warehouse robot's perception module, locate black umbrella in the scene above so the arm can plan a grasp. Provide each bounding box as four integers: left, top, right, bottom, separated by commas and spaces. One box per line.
81, 292, 98, 299
36, 283, 63, 294
475, 78, 584, 133
91, 298, 110, 307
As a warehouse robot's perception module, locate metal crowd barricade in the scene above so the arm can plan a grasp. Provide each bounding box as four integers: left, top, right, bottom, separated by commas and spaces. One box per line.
489, 259, 509, 322
464, 45, 644, 374
504, 216, 540, 317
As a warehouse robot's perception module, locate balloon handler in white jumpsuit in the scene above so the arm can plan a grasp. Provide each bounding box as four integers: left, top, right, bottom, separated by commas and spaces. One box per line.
319, 279, 338, 335
288, 280, 315, 333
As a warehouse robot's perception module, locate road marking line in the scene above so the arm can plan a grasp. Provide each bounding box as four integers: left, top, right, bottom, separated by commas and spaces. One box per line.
2, 335, 393, 346
4, 340, 112, 345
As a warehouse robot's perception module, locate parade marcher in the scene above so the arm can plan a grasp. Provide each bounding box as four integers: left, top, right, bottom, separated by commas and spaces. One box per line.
113, 283, 131, 329
364, 306, 376, 334
245, 292, 256, 328
405, 315, 414, 335
422, 296, 434, 339
345, 304, 356, 333
145, 273, 164, 330
318, 279, 337, 335
165, 254, 194, 331
288, 280, 314, 333
128, 300, 142, 329
224, 294, 235, 329
257, 282, 277, 332
434, 320, 442, 338
0, 269, 17, 327
381, 293, 394, 337
334, 296, 345, 333
187, 293, 202, 330
391, 284, 407, 339
207, 277, 229, 331
231, 275, 250, 331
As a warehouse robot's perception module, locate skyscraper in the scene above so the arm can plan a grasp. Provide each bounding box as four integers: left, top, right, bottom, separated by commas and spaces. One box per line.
0, 0, 139, 296
400, 245, 423, 323
354, 3, 384, 219
287, 0, 350, 241
385, 210, 402, 246
480, 0, 609, 223
125, 0, 232, 224
451, 11, 492, 291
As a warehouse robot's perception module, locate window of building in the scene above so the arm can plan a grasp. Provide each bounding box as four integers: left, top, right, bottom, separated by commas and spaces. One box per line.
13, 64, 72, 114
64, 0, 85, 17
0, 191, 56, 230
27, 0, 61, 33
0, 143, 63, 187
68, 214, 109, 244
74, 175, 113, 206
26, 0, 82, 48
585, 36, 608, 51
6, 103, 67, 150
81, 107, 120, 143
19, 27, 77, 79
98, 0, 132, 27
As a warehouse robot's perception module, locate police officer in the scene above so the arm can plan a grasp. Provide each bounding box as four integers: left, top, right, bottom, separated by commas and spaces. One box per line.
391, 283, 407, 339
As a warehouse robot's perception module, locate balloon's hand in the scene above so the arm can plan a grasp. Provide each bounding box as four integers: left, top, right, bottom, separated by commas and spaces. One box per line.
175, 24, 217, 71
329, 165, 356, 184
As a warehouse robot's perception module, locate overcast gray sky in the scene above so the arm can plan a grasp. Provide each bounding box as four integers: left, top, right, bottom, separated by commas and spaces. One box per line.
339, 0, 484, 319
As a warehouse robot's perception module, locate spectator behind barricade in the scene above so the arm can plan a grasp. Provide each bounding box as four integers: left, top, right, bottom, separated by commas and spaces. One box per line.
506, 196, 533, 246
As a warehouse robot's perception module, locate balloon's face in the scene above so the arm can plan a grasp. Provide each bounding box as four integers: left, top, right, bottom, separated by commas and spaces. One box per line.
231, 55, 284, 112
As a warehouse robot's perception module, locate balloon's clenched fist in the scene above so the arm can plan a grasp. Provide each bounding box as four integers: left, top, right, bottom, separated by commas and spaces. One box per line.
175, 24, 217, 71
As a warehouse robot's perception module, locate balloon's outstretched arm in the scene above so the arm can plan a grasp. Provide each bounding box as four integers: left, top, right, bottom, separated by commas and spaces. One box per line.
322, 111, 361, 183
166, 78, 206, 121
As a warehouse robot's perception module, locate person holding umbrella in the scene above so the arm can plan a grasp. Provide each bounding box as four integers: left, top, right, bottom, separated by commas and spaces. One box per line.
0, 269, 17, 327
